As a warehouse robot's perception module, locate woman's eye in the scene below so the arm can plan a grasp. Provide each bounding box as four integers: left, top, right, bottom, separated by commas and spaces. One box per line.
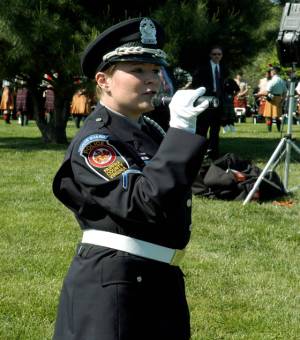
131, 67, 143, 73
129, 66, 160, 76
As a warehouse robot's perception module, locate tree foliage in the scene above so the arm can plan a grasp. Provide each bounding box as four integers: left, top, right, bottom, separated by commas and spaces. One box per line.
0, 0, 102, 142
0, 0, 168, 143
154, 0, 283, 74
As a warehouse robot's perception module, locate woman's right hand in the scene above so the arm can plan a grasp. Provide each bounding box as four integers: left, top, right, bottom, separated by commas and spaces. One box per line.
169, 87, 209, 133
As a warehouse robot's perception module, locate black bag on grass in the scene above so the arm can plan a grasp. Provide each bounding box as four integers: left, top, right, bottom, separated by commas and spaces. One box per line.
192, 153, 286, 201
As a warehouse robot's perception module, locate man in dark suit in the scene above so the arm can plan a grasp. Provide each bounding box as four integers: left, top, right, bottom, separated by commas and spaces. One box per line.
192, 45, 229, 159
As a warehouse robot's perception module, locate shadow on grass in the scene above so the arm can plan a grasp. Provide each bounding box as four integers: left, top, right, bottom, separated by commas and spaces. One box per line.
0, 136, 70, 152
221, 136, 300, 163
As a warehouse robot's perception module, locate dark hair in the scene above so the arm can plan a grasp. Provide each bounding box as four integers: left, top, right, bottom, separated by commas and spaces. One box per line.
209, 45, 223, 53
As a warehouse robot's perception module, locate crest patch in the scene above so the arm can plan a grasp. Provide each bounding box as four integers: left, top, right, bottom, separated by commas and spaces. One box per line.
79, 135, 129, 181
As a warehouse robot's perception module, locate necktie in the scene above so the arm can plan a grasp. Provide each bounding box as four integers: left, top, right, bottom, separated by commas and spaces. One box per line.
215, 65, 221, 95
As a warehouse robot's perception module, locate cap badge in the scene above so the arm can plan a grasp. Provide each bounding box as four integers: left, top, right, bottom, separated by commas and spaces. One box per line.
140, 18, 157, 45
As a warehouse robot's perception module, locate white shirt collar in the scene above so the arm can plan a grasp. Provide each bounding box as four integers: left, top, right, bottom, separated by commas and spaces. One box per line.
210, 60, 219, 69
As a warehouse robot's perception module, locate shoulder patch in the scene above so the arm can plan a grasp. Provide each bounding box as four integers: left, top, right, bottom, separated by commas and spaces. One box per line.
79, 134, 129, 181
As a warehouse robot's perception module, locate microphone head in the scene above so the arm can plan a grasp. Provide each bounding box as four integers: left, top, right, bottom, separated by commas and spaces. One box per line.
151, 95, 171, 107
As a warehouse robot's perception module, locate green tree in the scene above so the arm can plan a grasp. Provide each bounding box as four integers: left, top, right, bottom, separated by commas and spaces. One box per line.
0, 0, 105, 142
154, 0, 287, 96
155, 0, 281, 72
0, 0, 167, 143
242, 3, 283, 90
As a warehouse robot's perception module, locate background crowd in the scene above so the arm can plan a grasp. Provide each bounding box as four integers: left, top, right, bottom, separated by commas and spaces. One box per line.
1, 62, 300, 147
0, 76, 96, 128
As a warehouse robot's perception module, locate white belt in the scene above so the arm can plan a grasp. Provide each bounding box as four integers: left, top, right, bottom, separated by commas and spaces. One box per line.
82, 229, 185, 266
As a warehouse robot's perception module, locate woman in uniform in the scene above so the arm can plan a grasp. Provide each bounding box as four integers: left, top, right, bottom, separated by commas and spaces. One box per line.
52, 17, 208, 340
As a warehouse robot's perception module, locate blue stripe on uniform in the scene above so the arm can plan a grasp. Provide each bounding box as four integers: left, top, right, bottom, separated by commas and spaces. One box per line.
122, 169, 143, 190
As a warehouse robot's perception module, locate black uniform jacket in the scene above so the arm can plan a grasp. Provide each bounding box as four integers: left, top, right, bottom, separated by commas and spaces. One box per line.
192, 61, 229, 96
53, 104, 206, 250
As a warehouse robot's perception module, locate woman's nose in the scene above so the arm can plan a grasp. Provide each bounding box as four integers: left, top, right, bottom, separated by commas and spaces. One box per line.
144, 73, 159, 84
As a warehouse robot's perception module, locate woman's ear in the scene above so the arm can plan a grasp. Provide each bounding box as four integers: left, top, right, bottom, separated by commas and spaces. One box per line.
95, 72, 109, 90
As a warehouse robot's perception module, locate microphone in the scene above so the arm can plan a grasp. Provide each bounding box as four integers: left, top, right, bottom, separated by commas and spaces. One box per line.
151, 94, 219, 108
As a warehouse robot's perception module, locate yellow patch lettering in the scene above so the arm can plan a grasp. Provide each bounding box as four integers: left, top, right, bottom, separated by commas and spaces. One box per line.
103, 161, 127, 178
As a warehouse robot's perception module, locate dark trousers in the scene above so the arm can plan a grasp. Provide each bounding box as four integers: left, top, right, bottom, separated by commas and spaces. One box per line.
20, 112, 28, 126
73, 115, 86, 129
196, 107, 222, 159
53, 244, 190, 340
3, 111, 11, 124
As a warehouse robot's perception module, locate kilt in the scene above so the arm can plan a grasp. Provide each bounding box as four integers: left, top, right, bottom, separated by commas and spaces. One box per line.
258, 98, 266, 115
233, 96, 247, 108
16, 88, 28, 112
45, 89, 55, 112
53, 243, 190, 340
0, 88, 14, 110
263, 96, 283, 118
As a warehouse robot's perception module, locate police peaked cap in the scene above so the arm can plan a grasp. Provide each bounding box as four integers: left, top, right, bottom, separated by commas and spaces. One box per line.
81, 17, 168, 79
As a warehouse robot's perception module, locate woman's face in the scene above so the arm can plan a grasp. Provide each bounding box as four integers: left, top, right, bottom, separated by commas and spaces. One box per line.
96, 62, 161, 119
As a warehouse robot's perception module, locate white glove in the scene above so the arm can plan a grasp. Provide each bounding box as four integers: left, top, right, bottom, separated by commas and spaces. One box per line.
169, 87, 209, 133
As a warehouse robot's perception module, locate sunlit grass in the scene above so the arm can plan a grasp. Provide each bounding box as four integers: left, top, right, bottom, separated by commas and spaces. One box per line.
0, 118, 299, 339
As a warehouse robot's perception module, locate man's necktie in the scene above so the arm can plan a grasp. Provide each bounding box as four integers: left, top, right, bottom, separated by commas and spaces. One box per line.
215, 65, 221, 96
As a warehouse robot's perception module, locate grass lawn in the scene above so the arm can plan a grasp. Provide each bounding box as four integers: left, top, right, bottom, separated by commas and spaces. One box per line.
0, 117, 300, 339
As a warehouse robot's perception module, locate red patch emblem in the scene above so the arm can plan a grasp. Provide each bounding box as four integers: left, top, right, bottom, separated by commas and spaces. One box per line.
88, 145, 116, 168
79, 136, 129, 181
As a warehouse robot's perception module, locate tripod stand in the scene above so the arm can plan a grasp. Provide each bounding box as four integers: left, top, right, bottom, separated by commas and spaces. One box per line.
243, 66, 300, 205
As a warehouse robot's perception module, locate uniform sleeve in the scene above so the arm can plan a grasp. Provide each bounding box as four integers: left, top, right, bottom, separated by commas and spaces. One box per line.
71, 128, 206, 224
